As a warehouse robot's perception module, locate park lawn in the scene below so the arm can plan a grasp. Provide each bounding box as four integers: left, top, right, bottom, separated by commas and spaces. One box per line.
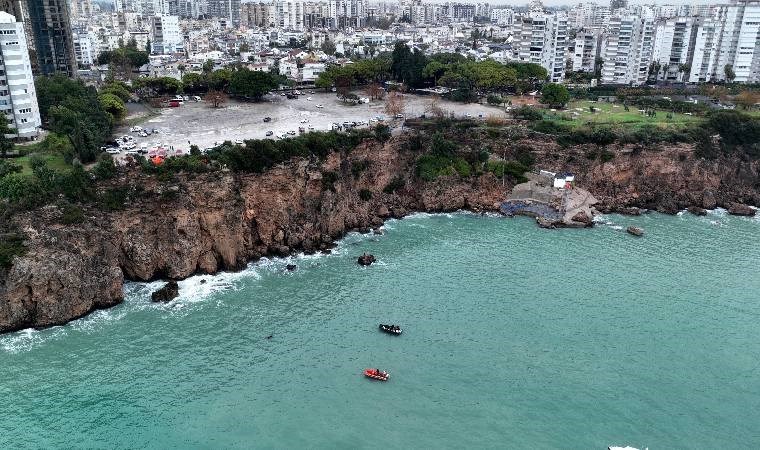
550, 100, 704, 129
14, 152, 70, 176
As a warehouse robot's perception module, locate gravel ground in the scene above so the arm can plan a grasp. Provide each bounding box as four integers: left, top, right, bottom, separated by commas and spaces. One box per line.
113, 92, 507, 155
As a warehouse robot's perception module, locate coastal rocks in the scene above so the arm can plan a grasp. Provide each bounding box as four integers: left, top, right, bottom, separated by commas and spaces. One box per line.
285, 264, 297, 271
727, 203, 756, 217
570, 211, 593, 227
357, 253, 376, 266
687, 206, 707, 216
536, 217, 557, 229
151, 281, 179, 302
626, 226, 644, 237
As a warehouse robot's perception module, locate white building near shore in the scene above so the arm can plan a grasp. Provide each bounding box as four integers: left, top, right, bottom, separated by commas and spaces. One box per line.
0, 11, 41, 139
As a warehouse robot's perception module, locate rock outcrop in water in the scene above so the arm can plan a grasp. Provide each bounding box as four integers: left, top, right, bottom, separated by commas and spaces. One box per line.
357, 253, 376, 266
1, 132, 759, 333
627, 226, 644, 237
727, 203, 756, 217
151, 281, 179, 302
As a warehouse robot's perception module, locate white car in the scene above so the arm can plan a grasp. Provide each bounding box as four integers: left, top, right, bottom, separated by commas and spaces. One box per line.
315, 104, 324, 108
139, 131, 148, 137
308, 125, 315, 130
125, 149, 139, 155
105, 148, 120, 154
130, 126, 142, 133
306, 97, 313, 101
288, 130, 297, 135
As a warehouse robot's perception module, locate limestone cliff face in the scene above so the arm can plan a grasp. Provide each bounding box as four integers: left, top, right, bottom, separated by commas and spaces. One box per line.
0, 136, 758, 333
520, 139, 760, 213
0, 139, 505, 333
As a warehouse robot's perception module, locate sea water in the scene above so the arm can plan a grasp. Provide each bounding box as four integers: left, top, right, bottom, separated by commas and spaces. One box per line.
1, 211, 759, 448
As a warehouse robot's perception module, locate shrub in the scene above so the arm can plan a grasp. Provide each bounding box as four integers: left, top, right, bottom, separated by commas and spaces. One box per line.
383, 175, 405, 194
0, 232, 25, 268
431, 133, 456, 156
600, 149, 615, 162
321, 171, 339, 191
512, 106, 543, 121
451, 157, 471, 177
487, 94, 504, 105
373, 124, 391, 142
98, 187, 129, 211
359, 189, 372, 201
486, 160, 528, 183
530, 120, 570, 135
93, 154, 117, 179
60, 204, 85, 224
351, 159, 371, 178
0, 159, 22, 178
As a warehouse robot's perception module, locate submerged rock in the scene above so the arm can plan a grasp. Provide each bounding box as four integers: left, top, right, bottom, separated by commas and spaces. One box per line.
626, 226, 644, 237
357, 253, 376, 266
727, 203, 756, 217
285, 264, 297, 271
151, 281, 179, 302
687, 206, 707, 216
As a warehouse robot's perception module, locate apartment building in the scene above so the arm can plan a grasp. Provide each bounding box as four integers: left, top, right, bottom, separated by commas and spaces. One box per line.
601, 12, 655, 85
0, 11, 41, 139
651, 16, 696, 81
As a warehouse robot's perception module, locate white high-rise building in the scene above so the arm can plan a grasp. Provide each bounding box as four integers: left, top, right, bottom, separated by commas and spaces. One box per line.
328, 0, 366, 28
601, 12, 655, 85
490, 8, 514, 25
571, 28, 602, 72
688, 18, 722, 82
274, 0, 304, 30
515, 11, 568, 82
652, 17, 696, 81
686, 1, 760, 83
72, 32, 96, 67
151, 15, 182, 54
0, 11, 41, 139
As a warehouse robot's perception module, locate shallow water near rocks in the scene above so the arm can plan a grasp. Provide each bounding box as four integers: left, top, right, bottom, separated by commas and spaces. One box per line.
1, 211, 759, 448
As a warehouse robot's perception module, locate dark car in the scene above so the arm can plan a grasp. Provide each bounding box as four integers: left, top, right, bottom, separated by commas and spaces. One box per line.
263, 117, 272, 122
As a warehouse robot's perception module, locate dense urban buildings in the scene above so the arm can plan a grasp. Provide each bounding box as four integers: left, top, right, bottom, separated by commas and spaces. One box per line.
0, 0, 759, 88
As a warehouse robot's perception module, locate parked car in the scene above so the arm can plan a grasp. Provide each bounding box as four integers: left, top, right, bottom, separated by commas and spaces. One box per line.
316, 104, 324, 108
395, 113, 404, 119
306, 97, 312, 101
105, 148, 120, 155
139, 131, 149, 137
130, 126, 142, 133
309, 90, 315, 94
125, 149, 139, 155
263, 117, 272, 122
266, 130, 274, 136
193, 96, 202, 102
300, 118, 308, 123
288, 130, 296, 135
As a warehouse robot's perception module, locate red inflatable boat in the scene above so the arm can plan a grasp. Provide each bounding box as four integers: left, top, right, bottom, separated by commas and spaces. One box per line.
364, 369, 389, 381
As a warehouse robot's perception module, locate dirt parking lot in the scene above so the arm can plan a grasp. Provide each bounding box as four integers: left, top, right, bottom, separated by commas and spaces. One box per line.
114, 92, 507, 154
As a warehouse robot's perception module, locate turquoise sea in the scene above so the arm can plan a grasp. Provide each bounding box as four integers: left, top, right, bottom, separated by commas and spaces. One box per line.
1, 210, 760, 448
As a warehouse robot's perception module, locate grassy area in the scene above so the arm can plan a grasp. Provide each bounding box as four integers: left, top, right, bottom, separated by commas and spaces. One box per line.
546, 100, 704, 129
14, 153, 70, 175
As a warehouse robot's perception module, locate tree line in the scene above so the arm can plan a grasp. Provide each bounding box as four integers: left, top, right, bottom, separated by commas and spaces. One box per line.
316, 43, 549, 102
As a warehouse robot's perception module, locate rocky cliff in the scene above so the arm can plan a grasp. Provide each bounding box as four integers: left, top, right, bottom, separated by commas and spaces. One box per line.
0, 138, 505, 333
0, 134, 758, 333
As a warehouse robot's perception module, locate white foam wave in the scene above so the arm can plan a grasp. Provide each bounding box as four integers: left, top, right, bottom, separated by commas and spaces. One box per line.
0, 326, 66, 354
